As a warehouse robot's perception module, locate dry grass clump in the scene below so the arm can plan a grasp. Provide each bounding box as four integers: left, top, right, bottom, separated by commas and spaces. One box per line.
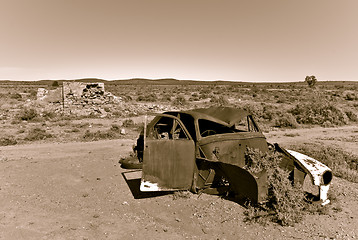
136, 93, 157, 102
210, 95, 229, 106
82, 129, 118, 141
0, 136, 17, 146
17, 108, 38, 121
172, 191, 192, 200
25, 128, 53, 141
172, 95, 187, 106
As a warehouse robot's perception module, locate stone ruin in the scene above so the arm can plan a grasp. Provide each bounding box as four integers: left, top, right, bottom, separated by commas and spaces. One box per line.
37, 82, 121, 116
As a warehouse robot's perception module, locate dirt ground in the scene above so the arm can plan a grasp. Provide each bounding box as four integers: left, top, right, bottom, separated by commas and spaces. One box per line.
0, 126, 357, 240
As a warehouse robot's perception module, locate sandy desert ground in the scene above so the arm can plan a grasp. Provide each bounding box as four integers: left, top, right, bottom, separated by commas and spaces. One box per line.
1, 125, 357, 240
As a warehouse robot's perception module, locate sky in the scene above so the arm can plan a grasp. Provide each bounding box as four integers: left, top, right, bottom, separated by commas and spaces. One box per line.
0, 0, 357, 82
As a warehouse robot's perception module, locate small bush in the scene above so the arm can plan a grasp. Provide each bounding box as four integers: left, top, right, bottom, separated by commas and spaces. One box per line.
345, 110, 358, 122
17, 108, 38, 121
273, 113, 299, 128
0, 136, 17, 146
161, 94, 172, 102
64, 128, 80, 133
112, 111, 123, 117
172, 191, 191, 200
122, 119, 134, 127
244, 148, 306, 226
10, 93, 22, 99
344, 92, 357, 101
110, 124, 120, 131
25, 128, 52, 141
82, 130, 115, 141
82, 126, 123, 141
172, 95, 186, 106
210, 95, 229, 106
137, 93, 157, 102
41, 110, 57, 120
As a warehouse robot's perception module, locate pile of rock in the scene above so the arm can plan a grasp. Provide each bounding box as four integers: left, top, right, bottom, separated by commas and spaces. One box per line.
62, 82, 121, 116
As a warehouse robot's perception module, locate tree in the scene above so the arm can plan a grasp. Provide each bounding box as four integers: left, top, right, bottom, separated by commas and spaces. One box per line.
52, 81, 59, 87
305, 75, 317, 88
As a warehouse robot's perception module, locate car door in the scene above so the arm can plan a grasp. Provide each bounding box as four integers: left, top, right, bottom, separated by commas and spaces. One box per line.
140, 115, 195, 191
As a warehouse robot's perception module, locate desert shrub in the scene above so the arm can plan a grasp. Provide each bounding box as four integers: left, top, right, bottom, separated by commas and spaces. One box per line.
241, 103, 282, 123
240, 103, 265, 120
199, 87, 211, 95
110, 124, 120, 131
172, 95, 186, 106
161, 94, 172, 102
17, 108, 38, 121
290, 102, 348, 125
136, 93, 157, 102
82, 129, 116, 141
112, 111, 123, 117
82, 124, 126, 141
52, 81, 59, 87
188, 96, 200, 101
10, 93, 22, 99
344, 92, 357, 101
289, 143, 358, 183
64, 128, 80, 133
172, 191, 191, 200
210, 95, 229, 106
243, 148, 306, 226
273, 113, 299, 128
0, 136, 17, 146
25, 128, 52, 141
345, 110, 358, 122
188, 92, 200, 101
122, 119, 134, 127
41, 110, 57, 120
29, 89, 37, 99
123, 95, 133, 101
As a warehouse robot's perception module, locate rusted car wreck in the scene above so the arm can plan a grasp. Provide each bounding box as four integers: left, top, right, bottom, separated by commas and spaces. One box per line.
123, 107, 332, 205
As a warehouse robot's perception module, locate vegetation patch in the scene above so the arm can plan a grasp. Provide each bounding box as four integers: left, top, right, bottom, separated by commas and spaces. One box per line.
17, 108, 38, 121
290, 102, 348, 125
0, 136, 17, 146
243, 148, 306, 226
172, 95, 186, 106
82, 127, 123, 141
25, 128, 53, 141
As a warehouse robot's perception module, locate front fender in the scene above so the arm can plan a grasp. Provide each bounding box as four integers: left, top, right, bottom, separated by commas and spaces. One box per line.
285, 149, 333, 205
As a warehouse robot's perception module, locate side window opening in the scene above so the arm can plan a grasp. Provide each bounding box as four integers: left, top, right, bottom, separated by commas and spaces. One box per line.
233, 116, 259, 132
151, 116, 189, 140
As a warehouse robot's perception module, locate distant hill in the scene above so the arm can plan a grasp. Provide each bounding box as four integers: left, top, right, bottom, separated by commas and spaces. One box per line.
1, 78, 357, 88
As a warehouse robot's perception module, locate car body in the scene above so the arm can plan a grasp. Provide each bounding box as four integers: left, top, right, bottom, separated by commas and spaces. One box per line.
131, 107, 332, 205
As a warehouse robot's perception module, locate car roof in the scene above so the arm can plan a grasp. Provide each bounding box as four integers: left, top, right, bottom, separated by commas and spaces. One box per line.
164, 107, 249, 127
